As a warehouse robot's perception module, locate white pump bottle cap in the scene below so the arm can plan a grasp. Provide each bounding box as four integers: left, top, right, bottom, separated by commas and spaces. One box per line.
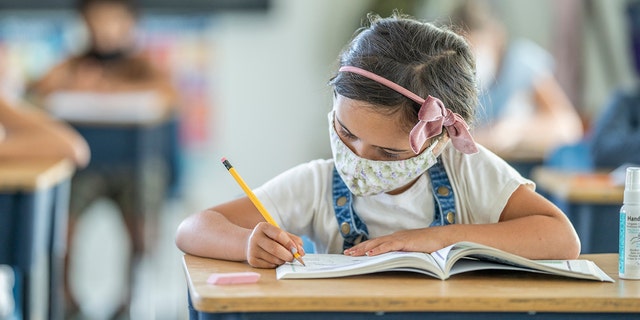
624, 167, 640, 204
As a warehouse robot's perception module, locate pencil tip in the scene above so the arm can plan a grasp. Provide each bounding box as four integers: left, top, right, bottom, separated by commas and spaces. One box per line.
293, 253, 306, 266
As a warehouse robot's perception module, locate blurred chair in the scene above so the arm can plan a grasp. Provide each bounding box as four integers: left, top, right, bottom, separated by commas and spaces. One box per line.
544, 139, 594, 172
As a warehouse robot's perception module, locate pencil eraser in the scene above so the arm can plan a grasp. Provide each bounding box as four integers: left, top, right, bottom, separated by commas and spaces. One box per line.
207, 272, 261, 285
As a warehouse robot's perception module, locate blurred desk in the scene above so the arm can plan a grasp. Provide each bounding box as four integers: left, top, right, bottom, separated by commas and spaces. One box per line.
532, 166, 623, 253
0, 158, 74, 320
182, 253, 638, 320
43, 88, 182, 196
495, 148, 545, 179
69, 113, 180, 198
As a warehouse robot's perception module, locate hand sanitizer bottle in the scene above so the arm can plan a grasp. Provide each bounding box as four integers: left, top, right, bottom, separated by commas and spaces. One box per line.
620, 167, 640, 279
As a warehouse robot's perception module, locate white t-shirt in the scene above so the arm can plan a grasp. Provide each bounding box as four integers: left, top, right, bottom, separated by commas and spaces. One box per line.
254, 143, 533, 254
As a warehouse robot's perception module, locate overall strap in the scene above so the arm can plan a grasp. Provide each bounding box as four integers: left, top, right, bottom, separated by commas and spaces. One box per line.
332, 167, 369, 251
331, 157, 456, 250
427, 157, 456, 226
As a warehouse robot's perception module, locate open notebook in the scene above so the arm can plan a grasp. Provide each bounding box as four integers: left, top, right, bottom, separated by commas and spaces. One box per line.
277, 241, 613, 282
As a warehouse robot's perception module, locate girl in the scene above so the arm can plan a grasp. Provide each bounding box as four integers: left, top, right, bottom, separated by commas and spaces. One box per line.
176, 13, 580, 268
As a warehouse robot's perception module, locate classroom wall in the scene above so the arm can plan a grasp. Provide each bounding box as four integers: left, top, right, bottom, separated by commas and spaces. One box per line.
185, 0, 369, 207
583, 0, 636, 120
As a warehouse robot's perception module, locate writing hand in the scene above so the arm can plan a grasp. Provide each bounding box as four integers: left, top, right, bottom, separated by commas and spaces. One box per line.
246, 222, 305, 268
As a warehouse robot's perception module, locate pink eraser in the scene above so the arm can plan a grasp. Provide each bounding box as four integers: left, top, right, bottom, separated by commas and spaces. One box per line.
207, 272, 261, 285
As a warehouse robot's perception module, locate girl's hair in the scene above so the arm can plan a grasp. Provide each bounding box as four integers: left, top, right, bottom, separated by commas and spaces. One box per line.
330, 13, 478, 131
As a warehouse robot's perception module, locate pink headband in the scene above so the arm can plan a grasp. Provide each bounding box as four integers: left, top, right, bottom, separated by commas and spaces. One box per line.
338, 66, 478, 154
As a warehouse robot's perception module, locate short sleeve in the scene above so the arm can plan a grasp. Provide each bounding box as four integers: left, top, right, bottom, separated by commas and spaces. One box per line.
443, 144, 534, 224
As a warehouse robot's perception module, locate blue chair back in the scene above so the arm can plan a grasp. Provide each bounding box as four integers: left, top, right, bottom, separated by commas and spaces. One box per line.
544, 140, 594, 172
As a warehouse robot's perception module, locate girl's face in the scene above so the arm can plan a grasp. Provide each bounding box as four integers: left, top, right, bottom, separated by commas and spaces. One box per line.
333, 94, 447, 161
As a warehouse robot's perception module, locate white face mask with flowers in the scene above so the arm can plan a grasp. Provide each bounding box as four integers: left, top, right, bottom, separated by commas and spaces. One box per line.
328, 111, 439, 196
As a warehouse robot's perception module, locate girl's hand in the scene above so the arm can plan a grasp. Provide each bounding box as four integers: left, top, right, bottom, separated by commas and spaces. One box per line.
245, 222, 305, 268
343, 228, 446, 257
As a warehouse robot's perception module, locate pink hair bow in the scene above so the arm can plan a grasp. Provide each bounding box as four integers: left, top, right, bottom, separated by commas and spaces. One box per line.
338, 66, 479, 155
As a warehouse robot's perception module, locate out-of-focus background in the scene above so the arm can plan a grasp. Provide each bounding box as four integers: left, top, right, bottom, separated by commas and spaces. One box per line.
0, 0, 636, 319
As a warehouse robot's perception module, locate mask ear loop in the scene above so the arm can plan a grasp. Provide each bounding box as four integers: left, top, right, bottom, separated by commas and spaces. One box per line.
337, 66, 478, 154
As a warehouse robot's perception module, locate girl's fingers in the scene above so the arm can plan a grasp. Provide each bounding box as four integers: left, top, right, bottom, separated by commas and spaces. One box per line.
260, 223, 300, 259
343, 237, 402, 256
247, 252, 283, 269
247, 222, 299, 267
363, 241, 399, 256
344, 239, 376, 256
288, 233, 306, 256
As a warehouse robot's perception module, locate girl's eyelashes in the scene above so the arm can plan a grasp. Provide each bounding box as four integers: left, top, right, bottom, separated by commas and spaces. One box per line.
378, 149, 402, 160
336, 121, 405, 160
337, 125, 358, 140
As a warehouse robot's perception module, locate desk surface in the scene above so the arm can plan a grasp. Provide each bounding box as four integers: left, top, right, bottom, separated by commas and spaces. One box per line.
495, 147, 544, 163
183, 253, 639, 314
531, 166, 623, 204
0, 158, 74, 191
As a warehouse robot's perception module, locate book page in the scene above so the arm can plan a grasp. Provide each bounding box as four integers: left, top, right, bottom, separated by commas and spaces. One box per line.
431, 244, 455, 270
276, 252, 443, 280
525, 259, 611, 280
440, 241, 614, 282
282, 254, 373, 273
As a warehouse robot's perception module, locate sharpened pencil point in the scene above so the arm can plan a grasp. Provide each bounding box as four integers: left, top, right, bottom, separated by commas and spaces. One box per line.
291, 247, 306, 266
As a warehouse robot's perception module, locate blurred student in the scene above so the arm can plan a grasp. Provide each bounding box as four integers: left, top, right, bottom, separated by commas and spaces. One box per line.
450, 0, 583, 157
589, 1, 640, 169
0, 97, 89, 166
29, 0, 177, 318
30, 0, 176, 112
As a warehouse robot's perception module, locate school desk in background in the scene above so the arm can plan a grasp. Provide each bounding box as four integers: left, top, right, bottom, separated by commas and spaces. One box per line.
531, 141, 623, 254
44, 90, 182, 197
0, 157, 75, 320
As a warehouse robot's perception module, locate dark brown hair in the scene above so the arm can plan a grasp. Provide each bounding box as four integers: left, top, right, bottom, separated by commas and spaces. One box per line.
330, 13, 478, 131
77, 0, 138, 15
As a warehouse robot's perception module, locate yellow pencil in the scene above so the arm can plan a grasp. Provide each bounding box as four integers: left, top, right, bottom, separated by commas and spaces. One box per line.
221, 157, 305, 266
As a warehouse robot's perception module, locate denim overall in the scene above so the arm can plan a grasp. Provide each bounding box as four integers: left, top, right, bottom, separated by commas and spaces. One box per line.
332, 157, 456, 250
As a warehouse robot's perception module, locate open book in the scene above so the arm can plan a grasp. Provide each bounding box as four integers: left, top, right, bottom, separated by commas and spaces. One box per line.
276, 241, 613, 282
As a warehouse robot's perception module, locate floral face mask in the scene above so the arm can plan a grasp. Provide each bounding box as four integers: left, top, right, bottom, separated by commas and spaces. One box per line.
329, 111, 439, 196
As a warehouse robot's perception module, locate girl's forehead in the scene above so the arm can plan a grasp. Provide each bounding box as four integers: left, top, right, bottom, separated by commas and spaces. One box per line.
333, 95, 411, 145
333, 95, 405, 125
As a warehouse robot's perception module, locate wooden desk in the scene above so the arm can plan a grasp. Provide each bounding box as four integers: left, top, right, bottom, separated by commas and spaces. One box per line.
183, 254, 639, 319
532, 166, 623, 254
531, 167, 623, 204
0, 158, 74, 320
0, 158, 74, 190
